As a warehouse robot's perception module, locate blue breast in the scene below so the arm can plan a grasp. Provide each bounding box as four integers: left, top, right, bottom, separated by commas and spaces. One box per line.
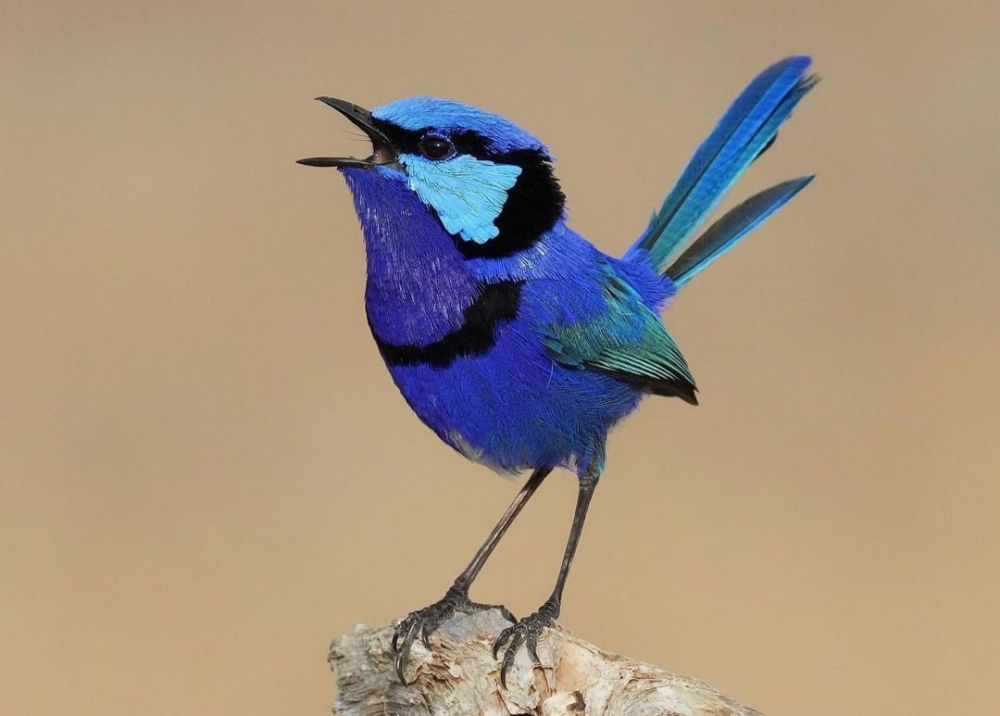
344, 167, 479, 346
345, 167, 670, 474
383, 292, 643, 473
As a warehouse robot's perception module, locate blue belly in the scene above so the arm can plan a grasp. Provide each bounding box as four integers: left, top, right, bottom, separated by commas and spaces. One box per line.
383, 319, 642, 474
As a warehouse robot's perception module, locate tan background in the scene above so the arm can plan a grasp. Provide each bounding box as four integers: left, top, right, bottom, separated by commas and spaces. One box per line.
3, 2, 998, 714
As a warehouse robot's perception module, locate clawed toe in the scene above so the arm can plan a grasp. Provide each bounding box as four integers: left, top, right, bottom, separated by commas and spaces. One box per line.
391, 587, 515, 683
466, 599, 516, 625
492, 600, 558, 688
391, 621, 417, 684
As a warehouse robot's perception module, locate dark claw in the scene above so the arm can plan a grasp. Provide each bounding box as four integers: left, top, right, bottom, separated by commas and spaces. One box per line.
391, 586, 515, 684
526, 636, 541, 667
492, 601, 558, 689
499, 629, 525, 687
393, 621, 418, 684
492, 625, 513, 659
420, 621, 433, 649
495, 604, 517, 624
468, 599, 516, 625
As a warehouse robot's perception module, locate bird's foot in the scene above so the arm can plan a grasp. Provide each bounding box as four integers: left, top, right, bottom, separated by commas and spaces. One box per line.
492, 597, 559, 688
391, 584, 515, 683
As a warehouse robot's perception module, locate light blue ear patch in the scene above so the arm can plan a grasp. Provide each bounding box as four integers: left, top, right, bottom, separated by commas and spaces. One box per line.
400, 154, 522, 243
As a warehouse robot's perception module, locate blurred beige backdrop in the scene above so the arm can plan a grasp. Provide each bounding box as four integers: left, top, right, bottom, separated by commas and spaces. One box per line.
2, 2, 998, 715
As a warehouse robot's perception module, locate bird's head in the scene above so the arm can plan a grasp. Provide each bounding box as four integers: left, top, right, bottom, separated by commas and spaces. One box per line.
300, 96, 565, 251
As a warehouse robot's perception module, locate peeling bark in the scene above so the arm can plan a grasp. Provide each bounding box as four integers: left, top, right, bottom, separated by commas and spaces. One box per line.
329, 609, 760, 715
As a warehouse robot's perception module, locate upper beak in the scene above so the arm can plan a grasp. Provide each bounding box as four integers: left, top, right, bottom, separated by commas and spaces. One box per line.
297, 97, 398, 168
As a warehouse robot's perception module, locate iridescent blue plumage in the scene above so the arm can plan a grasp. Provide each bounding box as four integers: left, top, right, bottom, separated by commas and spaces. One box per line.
374, 96, 550, 154
344, 166, 656, 473
301, 56, 817, 684
628, 55, 816, 272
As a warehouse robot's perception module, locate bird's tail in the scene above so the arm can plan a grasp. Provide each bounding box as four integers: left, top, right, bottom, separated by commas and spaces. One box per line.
624, 56, 818, 287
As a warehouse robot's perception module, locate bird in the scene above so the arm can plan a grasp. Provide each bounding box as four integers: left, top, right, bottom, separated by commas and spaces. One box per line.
299, 55, 817, 687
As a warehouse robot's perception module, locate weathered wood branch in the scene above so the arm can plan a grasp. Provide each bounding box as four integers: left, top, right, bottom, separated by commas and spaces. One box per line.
329, 609, 760, 715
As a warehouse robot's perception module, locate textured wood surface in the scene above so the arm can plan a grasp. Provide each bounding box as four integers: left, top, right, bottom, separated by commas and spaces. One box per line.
329, 609, 760, 716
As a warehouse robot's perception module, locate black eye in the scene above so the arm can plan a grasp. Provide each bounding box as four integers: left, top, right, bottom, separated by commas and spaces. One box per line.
418, 135, 455, 160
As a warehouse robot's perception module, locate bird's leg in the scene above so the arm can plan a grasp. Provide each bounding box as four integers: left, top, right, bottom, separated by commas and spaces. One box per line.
493, 467, 600, 687
392, 466, 552, 682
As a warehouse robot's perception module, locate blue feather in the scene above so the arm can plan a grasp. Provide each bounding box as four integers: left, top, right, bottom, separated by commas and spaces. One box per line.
400, 153, 522, 243
666, 175, 814, 286
627, 56, 816, 272
373, 96, 551, 157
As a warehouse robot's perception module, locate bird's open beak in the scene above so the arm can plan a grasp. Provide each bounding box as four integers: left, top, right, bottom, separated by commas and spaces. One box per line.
297, 97, 398, 168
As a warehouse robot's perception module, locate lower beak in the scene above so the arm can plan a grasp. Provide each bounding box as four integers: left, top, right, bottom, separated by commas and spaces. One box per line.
297, 97, 398, 168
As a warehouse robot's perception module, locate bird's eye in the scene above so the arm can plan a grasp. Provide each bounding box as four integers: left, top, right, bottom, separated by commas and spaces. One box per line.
418, 135, 455, 161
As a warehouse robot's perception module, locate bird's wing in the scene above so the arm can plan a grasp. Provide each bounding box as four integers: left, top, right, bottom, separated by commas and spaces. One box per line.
541, 261, 698, 404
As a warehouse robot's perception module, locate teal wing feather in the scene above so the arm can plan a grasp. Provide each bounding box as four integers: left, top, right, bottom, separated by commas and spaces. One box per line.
543, 262, 698, 405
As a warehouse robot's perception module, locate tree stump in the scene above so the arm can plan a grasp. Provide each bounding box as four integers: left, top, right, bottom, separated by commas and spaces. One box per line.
329, 609, 760, 715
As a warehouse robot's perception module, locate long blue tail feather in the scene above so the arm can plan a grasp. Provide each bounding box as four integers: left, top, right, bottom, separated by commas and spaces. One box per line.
665, 175, 814, 287
626, 56, 817, 273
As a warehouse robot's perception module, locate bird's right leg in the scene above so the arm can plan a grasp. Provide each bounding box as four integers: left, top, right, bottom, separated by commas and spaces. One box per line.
392, 466, 552, 682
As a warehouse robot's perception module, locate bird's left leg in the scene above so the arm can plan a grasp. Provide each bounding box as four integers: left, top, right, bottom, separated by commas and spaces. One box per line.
392, 466, 552, 682
493, 461, 601, 687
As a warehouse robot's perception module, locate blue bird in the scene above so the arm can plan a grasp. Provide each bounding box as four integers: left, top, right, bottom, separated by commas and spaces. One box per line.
300, 56, 817, 686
